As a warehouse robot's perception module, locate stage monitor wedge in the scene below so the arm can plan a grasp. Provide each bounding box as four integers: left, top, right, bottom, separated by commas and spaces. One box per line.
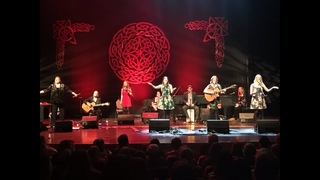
54, 120, 73, 132
81, 116, 98, 129
255, 119, 280, 134
207, 119, 230, 134
117, 114, 135, 125
149, 119, 170, 132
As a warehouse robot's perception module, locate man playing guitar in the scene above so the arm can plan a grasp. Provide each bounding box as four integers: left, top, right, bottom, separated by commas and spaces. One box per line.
82, 90, 103, 125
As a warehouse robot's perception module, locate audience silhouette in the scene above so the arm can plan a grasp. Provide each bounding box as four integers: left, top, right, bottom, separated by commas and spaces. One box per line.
40, 133, 280, 180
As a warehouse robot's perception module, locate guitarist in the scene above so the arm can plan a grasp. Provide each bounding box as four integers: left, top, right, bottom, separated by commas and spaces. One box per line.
83, 90, 103, 125
203, 75, 226, 120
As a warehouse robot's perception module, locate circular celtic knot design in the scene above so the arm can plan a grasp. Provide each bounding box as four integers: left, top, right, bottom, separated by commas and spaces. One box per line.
108, 22, 170, 84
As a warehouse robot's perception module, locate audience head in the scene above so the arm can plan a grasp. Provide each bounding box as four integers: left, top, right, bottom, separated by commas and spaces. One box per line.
231, 141, 244, 157
270, 143, 280, 161
69, 148, 92, 171
170, 159, 197, 180
132, 150, 147, 160
146, 144, 160, 157
253, 149, 280, 180
87, 145, 100, 161
119, 146, 132, 157
178, 146, 194, 161
58, 139, 75, 152
208, 142, 223, 165
214, 149, 233, 178
150, 138, 160, 146
171, 137, 182, 150
243, 142, 257, 157
208, 133, 219, 144
259, 136, 270, 149
117, 134, 129, 147
93, 138, 105, 151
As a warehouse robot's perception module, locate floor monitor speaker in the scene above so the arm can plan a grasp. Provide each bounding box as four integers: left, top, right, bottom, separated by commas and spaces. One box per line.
81, 116, 98, 129
149, 119, 170, 132
207, 119, 229, 134
117, 114, 135, 125
54, 120, 73, 132
255, 119, 280, 134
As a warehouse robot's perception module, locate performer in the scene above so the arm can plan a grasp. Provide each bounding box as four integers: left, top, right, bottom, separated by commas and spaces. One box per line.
148, 76, 176, 120
151, 91, 162, 112
233, 86, 247, 120
250, 74, 279, 121
120, 80, 133, 114
203, 75, 226, 120
40, 76, 79, 128
82, 90, 103, 125
182, 85, 199, 123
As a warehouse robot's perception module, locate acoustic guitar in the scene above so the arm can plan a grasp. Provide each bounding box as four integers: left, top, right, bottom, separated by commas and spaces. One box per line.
204, 84, 237, 102
82, 102, 110, 113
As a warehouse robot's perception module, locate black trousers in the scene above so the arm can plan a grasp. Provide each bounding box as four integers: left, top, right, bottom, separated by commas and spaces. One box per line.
253, 109, 264, 121
51, 103, 65, 126
209, 109, 219, 119
158, 110, 173, 119
89, 109, 102, 123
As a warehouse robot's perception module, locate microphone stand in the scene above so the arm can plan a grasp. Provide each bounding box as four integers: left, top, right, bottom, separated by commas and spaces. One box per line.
78, 97, 83, 115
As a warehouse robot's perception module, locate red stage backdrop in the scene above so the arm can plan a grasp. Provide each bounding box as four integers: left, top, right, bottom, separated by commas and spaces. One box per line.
40, 0, 280, 118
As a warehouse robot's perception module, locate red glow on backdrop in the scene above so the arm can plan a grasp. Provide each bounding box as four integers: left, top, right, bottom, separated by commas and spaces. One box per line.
53, 20, 95, 69
185, 17, 228, 68
108, 22, 170, 84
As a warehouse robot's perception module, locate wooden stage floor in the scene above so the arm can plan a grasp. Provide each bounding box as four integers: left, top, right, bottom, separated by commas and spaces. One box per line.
40, 117, 279, 150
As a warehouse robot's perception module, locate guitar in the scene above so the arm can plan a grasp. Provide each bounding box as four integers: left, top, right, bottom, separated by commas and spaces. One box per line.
204, 84, 237, 102
82, 102, 110, 113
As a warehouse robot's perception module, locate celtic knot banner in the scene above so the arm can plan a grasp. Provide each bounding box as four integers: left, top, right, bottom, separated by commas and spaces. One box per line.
109, 22, 170, 84
185, 17, 228, 68
53, 20, 95, 69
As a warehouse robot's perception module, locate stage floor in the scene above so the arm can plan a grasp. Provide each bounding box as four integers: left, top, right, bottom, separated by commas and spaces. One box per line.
40, 117, 279, 147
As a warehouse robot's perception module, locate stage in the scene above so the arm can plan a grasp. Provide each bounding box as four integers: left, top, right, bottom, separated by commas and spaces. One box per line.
40, 117, 280, 157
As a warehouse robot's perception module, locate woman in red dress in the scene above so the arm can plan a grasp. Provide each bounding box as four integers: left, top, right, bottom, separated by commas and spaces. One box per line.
120, 81, 133, 114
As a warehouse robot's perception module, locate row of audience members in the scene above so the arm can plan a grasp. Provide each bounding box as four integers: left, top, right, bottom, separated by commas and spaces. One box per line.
40, 133, 280, 180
